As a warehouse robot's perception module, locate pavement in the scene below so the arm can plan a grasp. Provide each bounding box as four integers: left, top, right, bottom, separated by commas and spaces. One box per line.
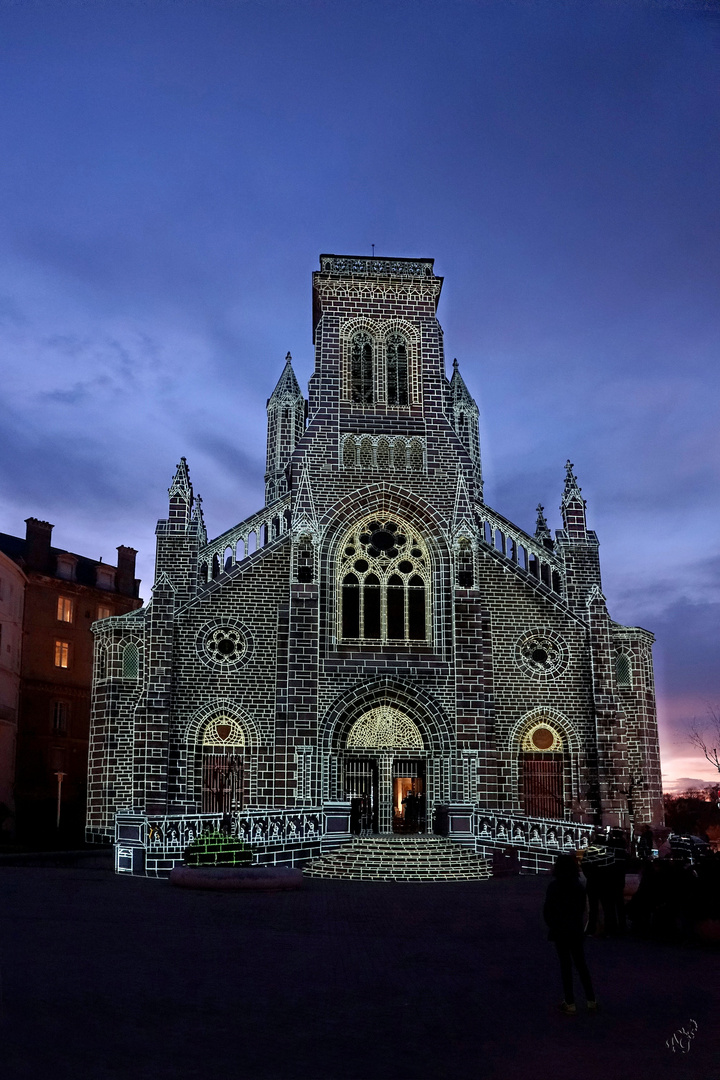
0, 865, 718, 1080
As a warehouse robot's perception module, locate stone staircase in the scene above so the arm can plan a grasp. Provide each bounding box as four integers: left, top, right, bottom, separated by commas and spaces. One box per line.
302, 835, 492, 881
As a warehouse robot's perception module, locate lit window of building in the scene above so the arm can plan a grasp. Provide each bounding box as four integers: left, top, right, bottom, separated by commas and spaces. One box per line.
97, 605, 112, 620
57, 596, 73, 623
54, 640, 70, 669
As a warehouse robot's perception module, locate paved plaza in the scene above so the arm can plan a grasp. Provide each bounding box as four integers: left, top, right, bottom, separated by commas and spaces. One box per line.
0, 863, 717, 1080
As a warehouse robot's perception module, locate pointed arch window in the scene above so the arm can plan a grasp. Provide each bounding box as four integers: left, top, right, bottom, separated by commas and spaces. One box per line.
386, 333, 408, 406
615, 653, 632, 688
351, 332, 374, 404
122, 642, 139, 680
338, 517, 430, 643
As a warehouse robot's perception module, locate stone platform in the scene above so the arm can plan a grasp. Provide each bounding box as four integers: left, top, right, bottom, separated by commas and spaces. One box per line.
303, 835, 492, 881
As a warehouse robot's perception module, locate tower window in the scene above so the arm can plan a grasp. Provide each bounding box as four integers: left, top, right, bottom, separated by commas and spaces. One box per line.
338, 518, 429, 643
351, 332, 374, 404
386, 333, 408, 406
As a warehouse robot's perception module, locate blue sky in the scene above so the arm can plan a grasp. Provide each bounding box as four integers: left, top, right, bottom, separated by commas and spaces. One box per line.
1, 0, 718, 782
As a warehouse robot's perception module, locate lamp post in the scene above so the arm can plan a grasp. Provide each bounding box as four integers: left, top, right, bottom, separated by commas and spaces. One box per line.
54, 771, 67, 829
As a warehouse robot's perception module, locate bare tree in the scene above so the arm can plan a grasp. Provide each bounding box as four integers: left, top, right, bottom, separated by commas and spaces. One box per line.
688, 704, 720, 775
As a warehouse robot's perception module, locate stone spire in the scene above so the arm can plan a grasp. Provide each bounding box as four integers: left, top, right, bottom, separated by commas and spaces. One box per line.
168, 457, 193, 528
266, 353, 306, 505
534, 504, 553, 549
191, 493, 207, 545
560, 460, 588, 539
448, 358, 483, 495
269, 352, 303, 403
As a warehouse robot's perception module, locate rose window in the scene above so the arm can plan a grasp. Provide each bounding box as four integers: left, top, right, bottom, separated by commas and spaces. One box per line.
515, 629, 568, 680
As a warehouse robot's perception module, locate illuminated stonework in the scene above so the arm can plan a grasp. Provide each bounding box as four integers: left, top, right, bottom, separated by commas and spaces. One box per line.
515, 628, 569, 681
202, 716, 245, 746
196, 621, 249, 670
522, 723, 562, 753
88, 254, 663, 877
346, 707, 424, 750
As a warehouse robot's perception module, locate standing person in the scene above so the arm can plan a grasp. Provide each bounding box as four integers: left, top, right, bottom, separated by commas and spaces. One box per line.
544, 853, 598, 1014
637, 825, 654, 861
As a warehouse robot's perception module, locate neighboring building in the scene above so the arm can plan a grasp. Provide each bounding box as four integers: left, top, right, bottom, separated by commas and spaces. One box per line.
87, 254, 663, 876
0, 519, 142, 845
0, 551, 26, 839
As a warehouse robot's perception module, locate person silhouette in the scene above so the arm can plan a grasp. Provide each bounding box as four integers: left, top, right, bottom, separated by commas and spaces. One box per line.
544, 852, 597, 1014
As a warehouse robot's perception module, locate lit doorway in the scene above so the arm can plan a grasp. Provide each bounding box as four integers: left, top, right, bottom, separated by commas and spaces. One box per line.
392, 759, 426, 833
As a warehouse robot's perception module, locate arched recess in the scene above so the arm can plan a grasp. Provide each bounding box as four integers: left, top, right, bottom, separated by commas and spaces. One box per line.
320, 677, 455, 828
506, 708, 581, 821
319, 487, 452, 655
378, 319, 421, 405
336, 514, 431, 643
339, 317, 380, 404
184, 699, 260, 810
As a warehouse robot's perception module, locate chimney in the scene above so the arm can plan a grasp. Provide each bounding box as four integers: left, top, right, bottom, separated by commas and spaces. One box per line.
116, 546, 138, 596
24, 518, 54, 572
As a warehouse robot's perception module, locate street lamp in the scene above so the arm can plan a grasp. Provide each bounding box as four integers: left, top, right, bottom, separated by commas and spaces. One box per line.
54, 771, 67, 829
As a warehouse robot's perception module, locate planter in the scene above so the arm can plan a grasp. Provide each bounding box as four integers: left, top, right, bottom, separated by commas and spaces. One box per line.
169, 864, 303, 891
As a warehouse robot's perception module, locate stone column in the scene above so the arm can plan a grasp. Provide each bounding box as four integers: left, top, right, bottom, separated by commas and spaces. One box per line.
378, 754, 394, 833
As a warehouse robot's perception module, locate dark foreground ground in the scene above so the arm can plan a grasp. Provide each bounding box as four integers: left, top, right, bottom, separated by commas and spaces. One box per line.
0, 865, 718, 1080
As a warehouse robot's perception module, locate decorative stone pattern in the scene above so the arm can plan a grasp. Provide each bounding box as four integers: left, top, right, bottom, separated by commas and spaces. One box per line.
87, 253, 664, 875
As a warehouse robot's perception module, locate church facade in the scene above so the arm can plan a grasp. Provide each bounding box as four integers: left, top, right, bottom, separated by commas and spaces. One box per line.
86, 255, 663, 876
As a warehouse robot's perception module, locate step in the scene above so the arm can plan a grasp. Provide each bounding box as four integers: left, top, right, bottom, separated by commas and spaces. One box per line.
303, 837, 492, 881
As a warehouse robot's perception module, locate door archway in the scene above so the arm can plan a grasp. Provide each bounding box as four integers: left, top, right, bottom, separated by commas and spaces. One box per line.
201, 716, 245, 814
344, 706, 426, 834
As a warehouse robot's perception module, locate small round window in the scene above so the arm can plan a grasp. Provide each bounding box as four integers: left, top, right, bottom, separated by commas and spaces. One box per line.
196, 620, 252, 670
515, 628, 569, 680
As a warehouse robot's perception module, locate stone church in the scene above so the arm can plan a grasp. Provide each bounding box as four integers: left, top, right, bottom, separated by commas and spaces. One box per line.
86, 255, 663, 876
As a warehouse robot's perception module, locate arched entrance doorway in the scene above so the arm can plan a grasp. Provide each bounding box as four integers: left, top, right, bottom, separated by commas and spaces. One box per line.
520, 721, 564, 819
344, 706, 426, 834
201, 716, 245, 814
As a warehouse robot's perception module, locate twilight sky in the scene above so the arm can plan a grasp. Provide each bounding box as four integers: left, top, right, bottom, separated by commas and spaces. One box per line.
1, 0, 718, 785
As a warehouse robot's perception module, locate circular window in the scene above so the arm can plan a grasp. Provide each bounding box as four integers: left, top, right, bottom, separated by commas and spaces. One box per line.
206, 628, 245, 663
197, 620, 252, 670
522, 722, 562, 753
532, 726, 554, 750
515, 628, 568, 680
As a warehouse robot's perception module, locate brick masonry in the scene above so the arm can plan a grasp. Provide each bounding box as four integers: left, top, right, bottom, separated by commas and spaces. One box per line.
86, 254, 664, 867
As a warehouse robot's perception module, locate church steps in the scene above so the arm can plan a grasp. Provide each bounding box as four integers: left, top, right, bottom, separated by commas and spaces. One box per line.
302, 837, 492, 881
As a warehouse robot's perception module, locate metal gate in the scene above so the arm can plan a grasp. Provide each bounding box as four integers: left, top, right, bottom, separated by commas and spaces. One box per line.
202, 748, 244, 814
521, 753, 564, 819
345, 758, 377, 833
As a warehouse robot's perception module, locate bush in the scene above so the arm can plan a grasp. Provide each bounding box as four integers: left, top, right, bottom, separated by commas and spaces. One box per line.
184, 829, 254, 867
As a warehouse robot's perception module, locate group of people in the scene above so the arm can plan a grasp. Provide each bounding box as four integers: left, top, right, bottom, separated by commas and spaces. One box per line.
543, 826, 720, 1014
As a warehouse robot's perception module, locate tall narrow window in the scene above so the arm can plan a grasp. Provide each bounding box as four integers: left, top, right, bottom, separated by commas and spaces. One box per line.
351, 332, 374, 404
97, 605, 112, 620
342, 437, 356, 468
342, 574, 360, 638
52, 701, 69, 735
54, 641, 70, 669
338, 518, 429, 643
386, 333, 408, 405
616, 653, 632, 688
122, 642, 139, 680
57, 596, 73, 623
